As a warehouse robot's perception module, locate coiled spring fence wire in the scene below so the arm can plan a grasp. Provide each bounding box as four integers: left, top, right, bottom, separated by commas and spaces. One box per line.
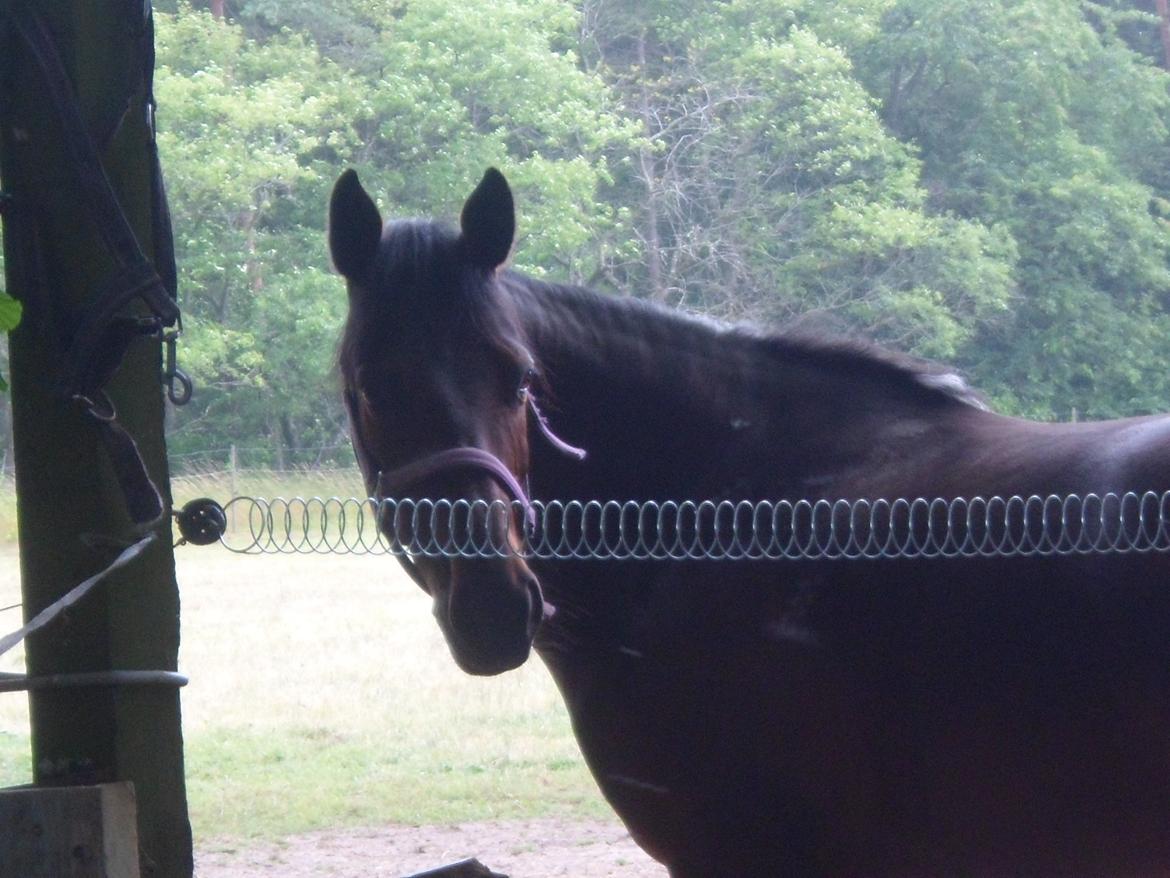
182, 491, 1170, 562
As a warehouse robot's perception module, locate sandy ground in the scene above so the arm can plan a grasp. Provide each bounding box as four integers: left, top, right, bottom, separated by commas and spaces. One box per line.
195, 818, 668, 877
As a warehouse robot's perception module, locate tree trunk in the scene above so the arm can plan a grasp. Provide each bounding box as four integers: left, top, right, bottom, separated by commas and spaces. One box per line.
1158, 0, 1170, 70
636, 33, 665, 302
269, 414, 287, 470
0, 4, 192, 876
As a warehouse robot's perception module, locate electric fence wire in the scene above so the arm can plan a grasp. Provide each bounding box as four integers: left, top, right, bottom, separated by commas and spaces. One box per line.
188, 490, 1170, 562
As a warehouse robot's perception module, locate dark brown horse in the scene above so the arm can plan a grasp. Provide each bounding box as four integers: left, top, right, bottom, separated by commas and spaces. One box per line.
331, 167, 1170, 877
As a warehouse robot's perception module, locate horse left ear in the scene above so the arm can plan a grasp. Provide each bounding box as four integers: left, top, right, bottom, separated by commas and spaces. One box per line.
460, 168, 515, 269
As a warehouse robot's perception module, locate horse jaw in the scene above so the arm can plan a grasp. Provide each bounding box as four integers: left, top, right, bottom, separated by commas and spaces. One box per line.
433, 558, 545, 676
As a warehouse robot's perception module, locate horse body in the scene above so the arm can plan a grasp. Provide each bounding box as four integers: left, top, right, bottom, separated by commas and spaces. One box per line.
331, 168, 1170, 876
514, 277, 1170, 875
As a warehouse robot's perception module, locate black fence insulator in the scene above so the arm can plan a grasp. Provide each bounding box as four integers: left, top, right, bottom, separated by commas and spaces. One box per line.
175, 497, 227, 546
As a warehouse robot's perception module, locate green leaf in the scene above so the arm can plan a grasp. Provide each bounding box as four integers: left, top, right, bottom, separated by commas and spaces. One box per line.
0, 293, 21, 333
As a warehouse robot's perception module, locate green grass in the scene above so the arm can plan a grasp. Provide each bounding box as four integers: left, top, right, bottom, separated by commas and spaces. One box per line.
0, 472, 611, 844
184, 724, 606, 839
172, 468, 383, 553
0, 479, 16, 545
0, 731, 29, 784
176, 547, 607, 842
0, 545, 30, 790
0, 469, 364, 547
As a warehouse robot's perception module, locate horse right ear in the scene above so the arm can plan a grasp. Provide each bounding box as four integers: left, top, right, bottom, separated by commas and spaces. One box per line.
329, 169, 383, 280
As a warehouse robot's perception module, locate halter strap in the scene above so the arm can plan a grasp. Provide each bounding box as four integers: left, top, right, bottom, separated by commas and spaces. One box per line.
371, 397, 582, 596
378, 447, 532, 508
374, 394, 586, 529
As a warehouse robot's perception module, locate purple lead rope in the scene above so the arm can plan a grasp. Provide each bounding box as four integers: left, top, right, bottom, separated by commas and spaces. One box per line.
527, 396, 587, 461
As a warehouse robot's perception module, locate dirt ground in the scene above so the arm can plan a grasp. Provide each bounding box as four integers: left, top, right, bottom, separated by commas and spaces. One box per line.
194, 818, 668, 878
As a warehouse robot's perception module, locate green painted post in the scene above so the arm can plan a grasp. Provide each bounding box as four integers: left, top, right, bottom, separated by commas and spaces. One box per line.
0, 3, 192, 877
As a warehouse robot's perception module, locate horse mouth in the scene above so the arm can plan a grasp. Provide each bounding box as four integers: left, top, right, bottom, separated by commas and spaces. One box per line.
437, 564, 548, 676
441, 618, 534, 675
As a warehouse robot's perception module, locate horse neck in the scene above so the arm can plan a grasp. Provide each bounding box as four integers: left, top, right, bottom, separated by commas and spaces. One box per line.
510, 276, 970, 503
513, 279, 787, 500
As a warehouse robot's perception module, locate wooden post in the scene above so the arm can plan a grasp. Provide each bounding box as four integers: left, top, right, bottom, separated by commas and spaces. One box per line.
0, 4, 192, 877
0, 782, 141, 877
229, 443, 238, 533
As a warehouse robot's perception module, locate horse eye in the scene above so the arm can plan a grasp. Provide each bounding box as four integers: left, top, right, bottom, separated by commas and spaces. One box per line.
515, 366, 536, 403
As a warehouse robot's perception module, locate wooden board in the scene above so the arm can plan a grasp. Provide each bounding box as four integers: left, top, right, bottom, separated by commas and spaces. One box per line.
0, 782, 140, 877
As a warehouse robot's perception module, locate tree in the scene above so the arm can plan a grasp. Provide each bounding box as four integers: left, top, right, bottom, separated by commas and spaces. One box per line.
154, 1, 639, 464
150, 0, 1170, 458
583, 0, 1014, 359
857, 0, 1170, 417
336, 0, 642, 282
155, 6, 362, 464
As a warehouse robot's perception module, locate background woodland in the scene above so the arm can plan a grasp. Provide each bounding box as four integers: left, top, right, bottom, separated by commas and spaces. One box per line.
98, 1, 1170, 466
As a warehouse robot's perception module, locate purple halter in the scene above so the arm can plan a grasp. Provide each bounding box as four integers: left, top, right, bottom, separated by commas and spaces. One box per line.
375, 395, 586, 525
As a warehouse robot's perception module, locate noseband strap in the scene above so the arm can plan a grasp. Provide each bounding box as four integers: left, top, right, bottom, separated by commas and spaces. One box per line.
378, 446, 533, 508
374, 398, 583, 594
376, 448, 534, 593
374, 395, 586, 529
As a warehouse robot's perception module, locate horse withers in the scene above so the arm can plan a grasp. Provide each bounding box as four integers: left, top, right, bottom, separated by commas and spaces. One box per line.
331, 167, 1170, 877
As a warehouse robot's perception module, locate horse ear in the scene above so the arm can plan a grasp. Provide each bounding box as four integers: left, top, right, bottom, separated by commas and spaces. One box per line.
460, 167, 515, 269
329, 169, 383, 280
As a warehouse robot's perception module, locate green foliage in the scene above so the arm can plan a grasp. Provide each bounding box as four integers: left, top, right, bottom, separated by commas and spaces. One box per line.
147, 0, 1170, 466
0, 294, 21, 334
335, 0, 642, 279
849, 0, 1170, 416
0, 250, 20, 390
155, 2, 638, 462
156, 6, 358, 462
588, 1, 1014, 358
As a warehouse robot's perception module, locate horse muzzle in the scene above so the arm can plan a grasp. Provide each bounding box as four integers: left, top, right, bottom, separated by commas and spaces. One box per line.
437, 557, 547, 675
370, 429, 575, 675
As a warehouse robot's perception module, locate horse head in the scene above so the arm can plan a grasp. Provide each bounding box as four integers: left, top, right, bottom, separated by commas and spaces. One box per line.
331, 167, 549, 675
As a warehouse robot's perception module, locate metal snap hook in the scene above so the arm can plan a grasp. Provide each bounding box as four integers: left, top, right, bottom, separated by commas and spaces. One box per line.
162, 322, 193, 406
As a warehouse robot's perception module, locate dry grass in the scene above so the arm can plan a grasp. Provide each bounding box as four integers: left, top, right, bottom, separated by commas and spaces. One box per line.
0, 532, 609, 842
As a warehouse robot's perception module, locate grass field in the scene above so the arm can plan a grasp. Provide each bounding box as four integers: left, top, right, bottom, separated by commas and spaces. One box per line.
0, 471, 610, 844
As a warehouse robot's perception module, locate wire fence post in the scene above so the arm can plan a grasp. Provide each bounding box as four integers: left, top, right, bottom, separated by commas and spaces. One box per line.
228, 443, 238, 534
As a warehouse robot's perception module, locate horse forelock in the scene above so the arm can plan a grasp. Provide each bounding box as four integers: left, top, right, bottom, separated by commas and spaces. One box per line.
377, 219, 458, 290
340, 218, 530, 383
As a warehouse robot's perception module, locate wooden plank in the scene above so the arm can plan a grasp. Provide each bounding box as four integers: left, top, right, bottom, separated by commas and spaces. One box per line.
0, 782, 140, 877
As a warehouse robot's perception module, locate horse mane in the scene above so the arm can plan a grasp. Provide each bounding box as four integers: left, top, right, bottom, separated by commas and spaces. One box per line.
749, 330, 986, 409
503, 273, 985, 411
